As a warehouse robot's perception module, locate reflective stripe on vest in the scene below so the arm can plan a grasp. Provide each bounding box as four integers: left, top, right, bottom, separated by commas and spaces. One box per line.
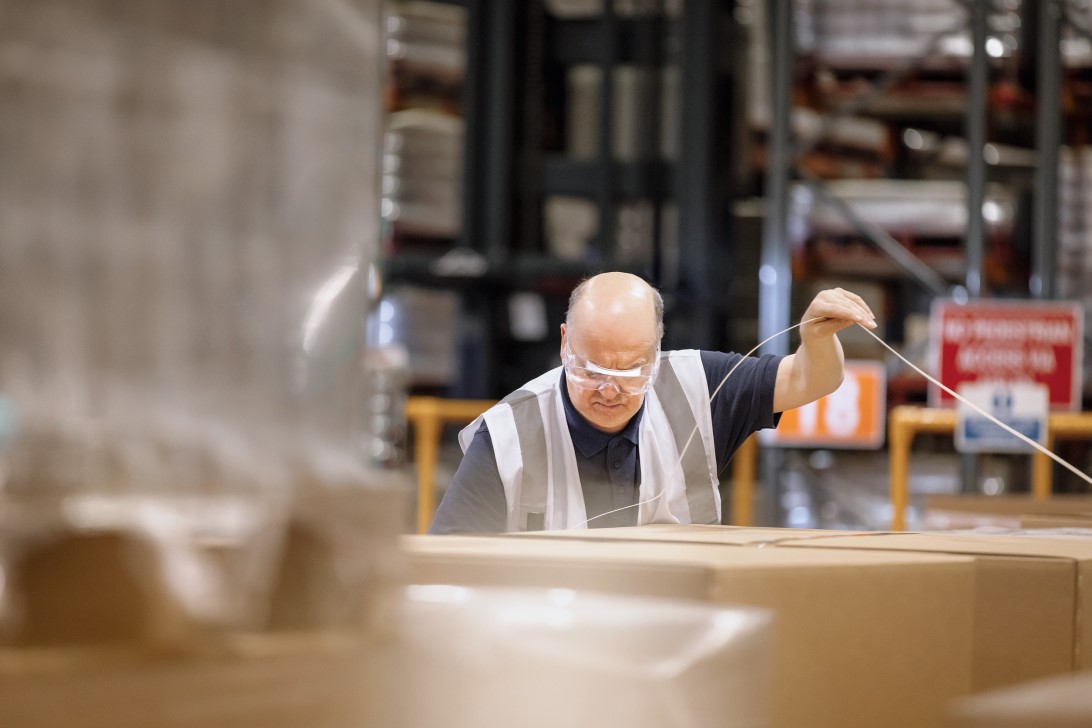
499, 388, 549, 530
653, 356, 719, 525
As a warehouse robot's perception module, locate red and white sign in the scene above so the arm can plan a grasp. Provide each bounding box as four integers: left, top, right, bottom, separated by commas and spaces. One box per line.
929, 299, 1084, 411
761, 360, 886, 449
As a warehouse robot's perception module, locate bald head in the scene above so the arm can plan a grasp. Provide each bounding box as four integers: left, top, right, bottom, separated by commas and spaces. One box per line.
560, 273, 662, 431
565, 272, 663, 349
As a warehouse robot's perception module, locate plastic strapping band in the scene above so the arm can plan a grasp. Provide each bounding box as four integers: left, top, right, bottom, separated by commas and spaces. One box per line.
574, 319, 1092, 530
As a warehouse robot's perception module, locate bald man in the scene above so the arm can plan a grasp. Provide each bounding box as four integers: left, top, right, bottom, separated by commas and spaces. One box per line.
430, 272, 875, 533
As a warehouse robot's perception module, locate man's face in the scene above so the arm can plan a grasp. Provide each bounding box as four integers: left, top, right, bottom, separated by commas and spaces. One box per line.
560, 323, 658, 434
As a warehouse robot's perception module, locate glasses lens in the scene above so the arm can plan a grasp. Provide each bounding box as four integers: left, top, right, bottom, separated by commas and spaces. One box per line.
563, 345, 658, 394
566, 365, 652, 394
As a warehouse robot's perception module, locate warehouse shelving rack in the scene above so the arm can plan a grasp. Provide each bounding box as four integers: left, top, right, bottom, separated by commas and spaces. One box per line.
382, 0, 745, 399
758, 0, 1092, 523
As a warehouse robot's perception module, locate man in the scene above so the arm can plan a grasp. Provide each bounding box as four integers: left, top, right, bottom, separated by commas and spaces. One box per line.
430, 272, 875, 533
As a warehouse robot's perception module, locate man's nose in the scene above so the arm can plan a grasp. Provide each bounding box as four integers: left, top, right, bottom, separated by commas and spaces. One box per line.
598, 379, 623, 396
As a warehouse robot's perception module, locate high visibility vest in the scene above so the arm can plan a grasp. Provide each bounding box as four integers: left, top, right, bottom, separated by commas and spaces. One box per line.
458, 349, 720, 531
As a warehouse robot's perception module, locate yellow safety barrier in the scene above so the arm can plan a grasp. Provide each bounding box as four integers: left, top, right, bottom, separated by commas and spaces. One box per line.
731, 434, 758, 527
405, 396, 495, 534
888, 405, 1092, 531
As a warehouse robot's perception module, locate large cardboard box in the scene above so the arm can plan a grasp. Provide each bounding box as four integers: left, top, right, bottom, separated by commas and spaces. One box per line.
525, 525, 1092, 692
0, 636, 385, 728
948, 671, 1092, 728
404, 534, 976, 728
924, 495, 1092, 529
785, 530, 1092, 690
395, 585, 774, 728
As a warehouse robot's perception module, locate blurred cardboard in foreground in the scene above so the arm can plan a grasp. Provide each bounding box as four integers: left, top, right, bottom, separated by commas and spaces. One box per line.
948, 670, 1092, 728
397, 585, 774, 728
267, 485, 408, 633
405, 533, 975, 728
0, 635, 390, 728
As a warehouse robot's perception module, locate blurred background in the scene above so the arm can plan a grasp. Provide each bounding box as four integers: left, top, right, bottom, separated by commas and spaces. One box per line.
378, 0, 1092, 532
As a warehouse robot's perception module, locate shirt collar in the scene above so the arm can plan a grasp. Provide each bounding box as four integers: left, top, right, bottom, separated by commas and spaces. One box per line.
560, 370, 643, 458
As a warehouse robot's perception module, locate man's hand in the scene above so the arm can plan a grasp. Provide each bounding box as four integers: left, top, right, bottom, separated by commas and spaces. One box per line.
799, 287, 877, 341
773, 287, 877, 413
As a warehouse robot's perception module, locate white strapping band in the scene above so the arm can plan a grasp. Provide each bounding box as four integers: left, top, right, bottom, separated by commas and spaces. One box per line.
575, 318, 1092, 529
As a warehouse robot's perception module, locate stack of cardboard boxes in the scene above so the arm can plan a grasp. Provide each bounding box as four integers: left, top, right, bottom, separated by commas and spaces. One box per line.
404, 523, 1092, 728
0, 487, 409, 728
923, 494, 1092, 530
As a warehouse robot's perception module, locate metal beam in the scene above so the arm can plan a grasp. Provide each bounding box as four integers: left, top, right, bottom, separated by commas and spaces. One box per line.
460, 0, 484, 255
758, 0, 793, 357
596, 2, 618, 259
676, 0, 721, 349
481, 0, 517, 263
964, 0, 988, 299
1032, 0, 1062, 299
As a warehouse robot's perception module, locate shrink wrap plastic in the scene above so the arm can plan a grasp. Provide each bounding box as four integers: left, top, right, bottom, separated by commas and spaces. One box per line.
390, 585, 774, 728
0, 0, 402, 648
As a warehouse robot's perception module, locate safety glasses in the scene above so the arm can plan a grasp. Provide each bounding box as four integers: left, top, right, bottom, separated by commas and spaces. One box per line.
562, 344, 660, 395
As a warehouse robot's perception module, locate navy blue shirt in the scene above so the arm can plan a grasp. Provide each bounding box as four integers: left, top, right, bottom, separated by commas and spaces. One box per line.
429, 350, 783, 534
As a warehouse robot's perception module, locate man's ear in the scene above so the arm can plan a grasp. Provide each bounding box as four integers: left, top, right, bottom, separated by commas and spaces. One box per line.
559, 323, 567, 359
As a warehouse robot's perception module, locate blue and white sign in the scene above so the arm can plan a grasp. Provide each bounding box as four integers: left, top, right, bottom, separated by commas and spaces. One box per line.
955, 381, 1048, 453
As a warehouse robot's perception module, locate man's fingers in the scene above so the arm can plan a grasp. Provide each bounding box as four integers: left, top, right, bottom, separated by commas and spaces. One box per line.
836, 288, 875, 320
806, 289, 877, 330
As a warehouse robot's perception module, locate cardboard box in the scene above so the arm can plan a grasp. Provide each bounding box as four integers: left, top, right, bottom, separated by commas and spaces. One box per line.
785, 531, 1092, 691
0, 636, 387, 728
924, 495, 1092, 530
948, 671, 1092, 728
395, 585, 774, 728
404, 534, 976, 728
524, 525, 1092, 692
1020, 513, 1092, 529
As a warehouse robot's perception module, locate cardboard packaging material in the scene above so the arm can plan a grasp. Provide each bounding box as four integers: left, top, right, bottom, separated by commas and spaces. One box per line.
948, 671, 1092, 728
392, 585, 774, 728
0, 486, 411, 728
1020, 513, 1092, 529
1, 530, 194, 648
525, 525, 1092, 692
266, 485, 408, 633
778, 530, 1092, 690
0, 585, 771, 728
0, 491, 290, 648
0, 635, 386, 728
404, 533, 976, 728
0, 484, 407, 648
924, 495, 1092, 530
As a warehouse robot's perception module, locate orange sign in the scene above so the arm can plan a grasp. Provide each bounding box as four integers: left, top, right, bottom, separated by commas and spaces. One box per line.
761, 360, 887, 449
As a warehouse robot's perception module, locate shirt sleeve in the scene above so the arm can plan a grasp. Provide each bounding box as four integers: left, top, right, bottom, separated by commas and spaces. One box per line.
700, 350, 784, 475
428, 421, 509, 534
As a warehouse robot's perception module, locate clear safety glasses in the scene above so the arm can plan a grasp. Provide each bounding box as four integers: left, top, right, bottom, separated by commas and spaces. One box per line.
562, 344, 660, 395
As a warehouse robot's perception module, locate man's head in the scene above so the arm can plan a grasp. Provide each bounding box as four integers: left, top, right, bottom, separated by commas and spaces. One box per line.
560, 272, 663, 433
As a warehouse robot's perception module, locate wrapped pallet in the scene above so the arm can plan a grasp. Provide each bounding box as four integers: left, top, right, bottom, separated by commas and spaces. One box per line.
0, 3, 407, 725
